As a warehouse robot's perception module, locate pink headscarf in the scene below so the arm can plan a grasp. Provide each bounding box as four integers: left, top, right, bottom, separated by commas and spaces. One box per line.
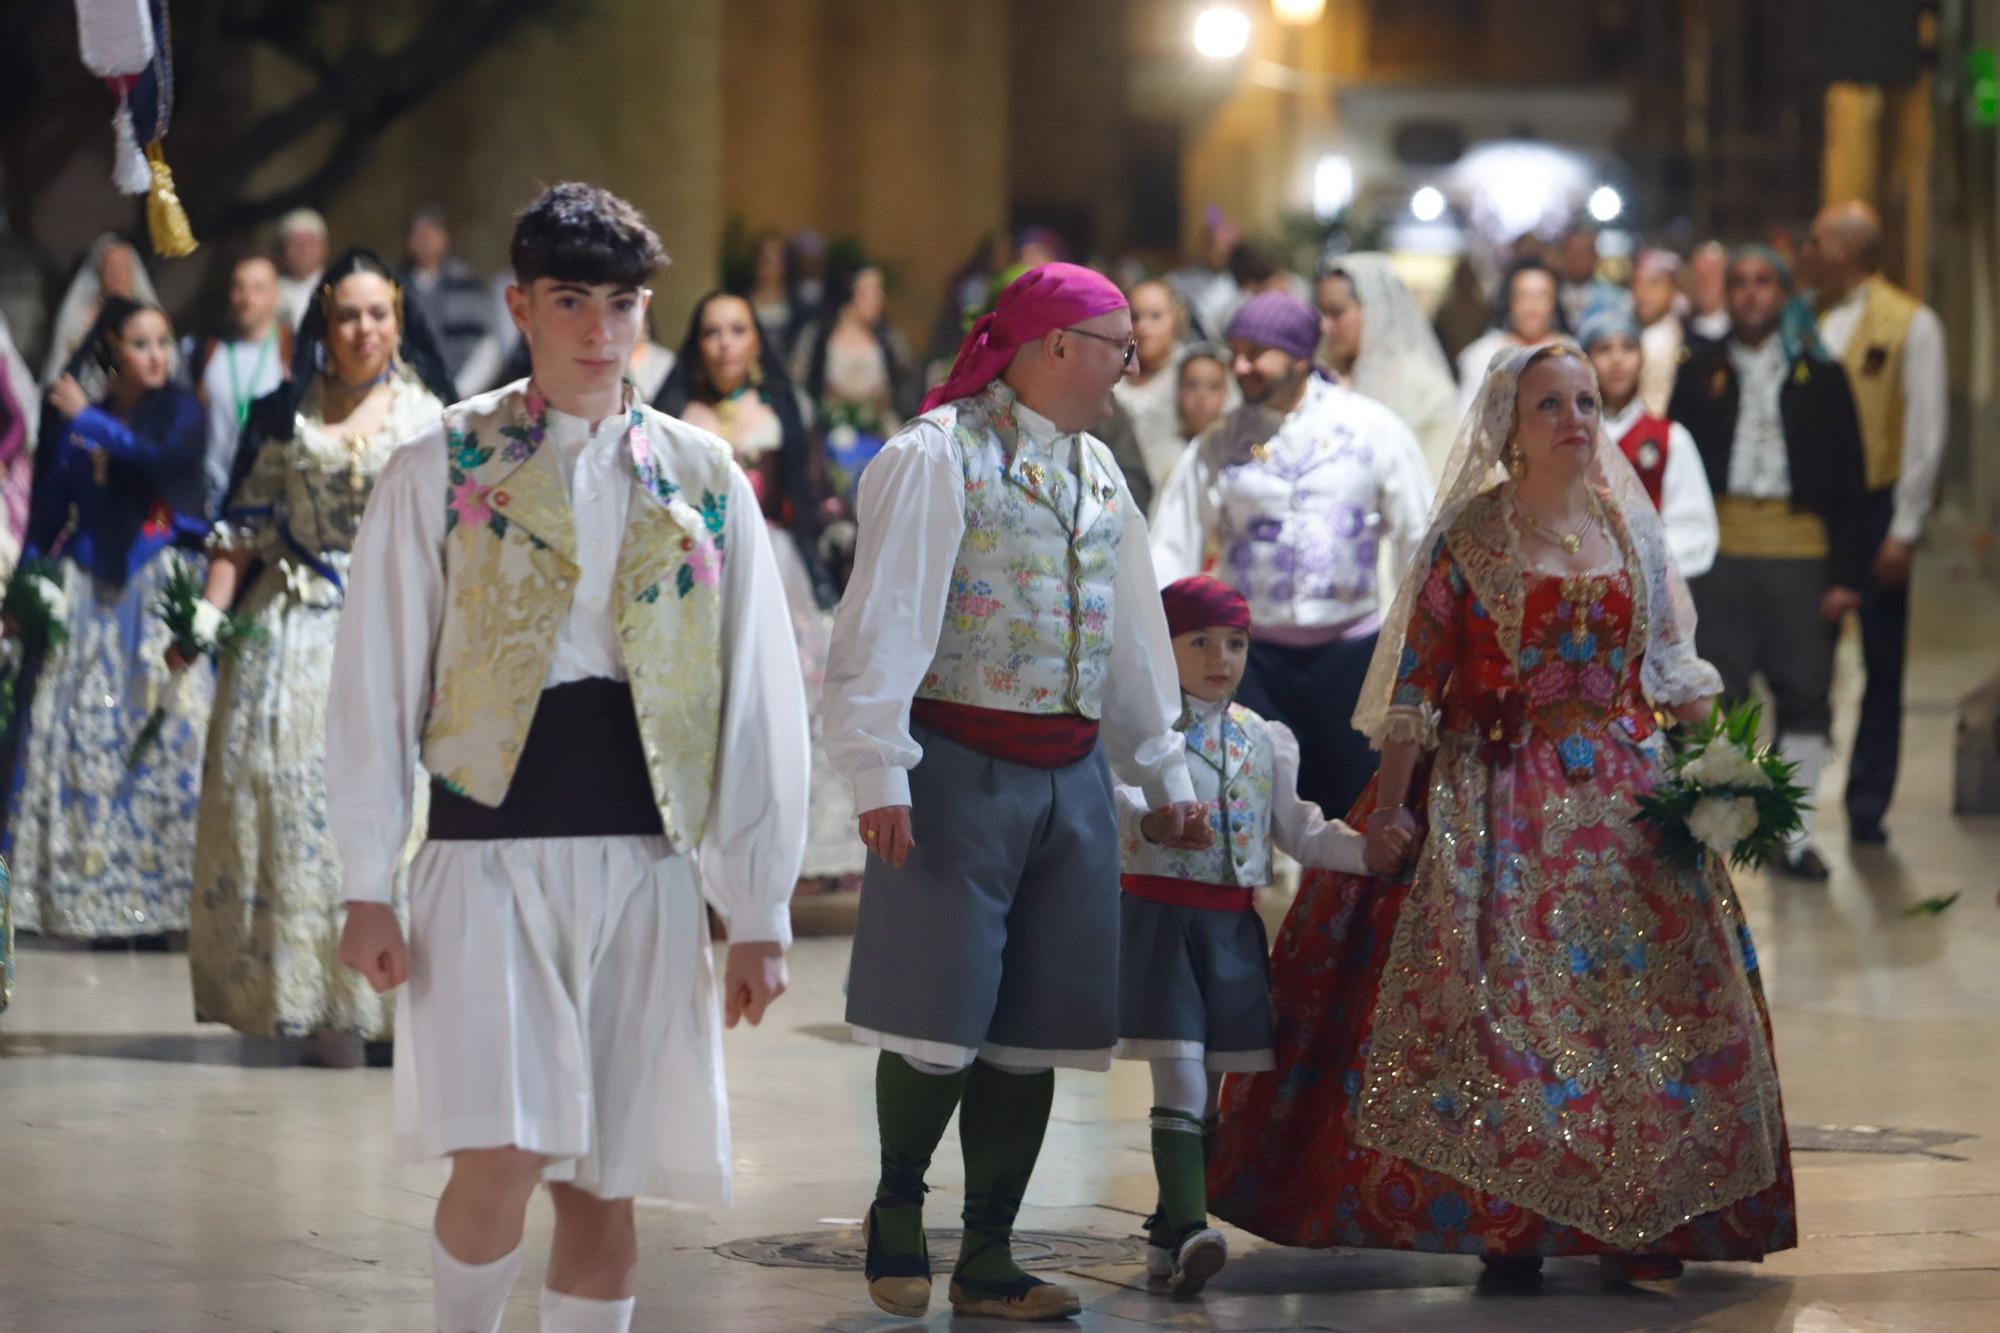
922, 262, 1129, 413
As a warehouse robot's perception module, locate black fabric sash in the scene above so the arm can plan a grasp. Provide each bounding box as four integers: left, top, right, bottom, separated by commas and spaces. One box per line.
427, 677, 666, 841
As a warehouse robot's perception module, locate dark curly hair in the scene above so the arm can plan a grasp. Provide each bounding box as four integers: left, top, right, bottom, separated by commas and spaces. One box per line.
509, 182, 669, 287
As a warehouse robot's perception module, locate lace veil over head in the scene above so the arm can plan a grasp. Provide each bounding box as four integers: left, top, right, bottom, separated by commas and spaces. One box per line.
1327, 253, 1459, 468
1352, 341, 1722, 744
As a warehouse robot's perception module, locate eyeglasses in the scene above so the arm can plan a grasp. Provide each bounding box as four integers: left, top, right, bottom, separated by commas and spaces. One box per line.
1066, 327, 1138, 367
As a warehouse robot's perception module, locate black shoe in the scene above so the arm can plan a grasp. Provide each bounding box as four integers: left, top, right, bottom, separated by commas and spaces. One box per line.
1477, 1255, 1544, 1291
1849, 822, 1888, 847
1777, 847, 1831, 881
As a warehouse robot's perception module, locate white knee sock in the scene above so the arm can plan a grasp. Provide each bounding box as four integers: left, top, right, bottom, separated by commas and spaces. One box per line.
432, 1235, 523, 1333
540, 1287, 636, 1333
1149, 1056, 1209, 1118
1778, 733, 1829, 853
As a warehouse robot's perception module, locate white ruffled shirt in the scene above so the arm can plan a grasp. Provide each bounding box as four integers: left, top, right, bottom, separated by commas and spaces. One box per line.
324, 400, 809, 945
822, 393, 1195, 817
1604, 398, 1719, 579
1724, 337, 1793, 501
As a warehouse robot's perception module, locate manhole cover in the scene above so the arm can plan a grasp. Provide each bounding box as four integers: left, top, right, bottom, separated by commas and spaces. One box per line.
1791, 1123, 1974, 1159
715, 1228, 1146, 1271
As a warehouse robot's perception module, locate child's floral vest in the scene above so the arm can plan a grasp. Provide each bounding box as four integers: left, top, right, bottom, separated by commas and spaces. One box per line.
1123, 699, 1277, 886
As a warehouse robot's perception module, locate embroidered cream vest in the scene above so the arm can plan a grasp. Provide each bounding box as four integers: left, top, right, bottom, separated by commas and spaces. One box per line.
419, 381, 731, 853
915, 386, 1126, 717
1122, 700, 1277, 886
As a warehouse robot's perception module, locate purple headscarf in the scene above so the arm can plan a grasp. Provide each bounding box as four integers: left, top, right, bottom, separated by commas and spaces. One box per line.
1225, 291, 1321, 364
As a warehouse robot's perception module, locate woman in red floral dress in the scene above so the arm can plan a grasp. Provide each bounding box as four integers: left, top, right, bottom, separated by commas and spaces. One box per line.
1207, 343, 1795, 1283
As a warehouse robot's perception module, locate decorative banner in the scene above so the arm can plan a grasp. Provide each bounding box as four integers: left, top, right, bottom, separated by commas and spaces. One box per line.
72, 0, 194, 255
74, 0, 154, 194
74, 0, 153, 76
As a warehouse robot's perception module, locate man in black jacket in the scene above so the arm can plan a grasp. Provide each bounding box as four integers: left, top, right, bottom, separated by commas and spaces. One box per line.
1668, 245, 1868, 881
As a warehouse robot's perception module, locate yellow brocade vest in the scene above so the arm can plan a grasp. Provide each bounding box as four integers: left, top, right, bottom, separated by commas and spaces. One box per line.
1838, 274, 1919, 493
419, 381, 730, 854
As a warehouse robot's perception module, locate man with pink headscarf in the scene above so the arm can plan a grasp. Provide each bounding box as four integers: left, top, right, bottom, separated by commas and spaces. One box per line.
825, 263, 1203, 1322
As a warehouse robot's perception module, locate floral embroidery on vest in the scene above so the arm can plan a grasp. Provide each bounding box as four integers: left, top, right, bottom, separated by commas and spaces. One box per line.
916, 383, 1123, 717
1123, 701, 1277, 888
421, 380, 729, 852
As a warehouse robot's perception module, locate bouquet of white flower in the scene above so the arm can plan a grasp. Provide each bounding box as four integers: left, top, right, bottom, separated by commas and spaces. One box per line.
0, 556, 71, 741
1636, 701, 1808, 871
125, 562, 262, 771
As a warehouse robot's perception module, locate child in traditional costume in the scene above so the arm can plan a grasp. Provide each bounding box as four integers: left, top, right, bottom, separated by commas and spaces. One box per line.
1117, 574, 1403, 1295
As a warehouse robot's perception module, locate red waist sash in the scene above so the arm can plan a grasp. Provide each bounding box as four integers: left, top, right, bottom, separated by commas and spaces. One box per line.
909, 697, 1100, 769
1120, 873, 1255, 913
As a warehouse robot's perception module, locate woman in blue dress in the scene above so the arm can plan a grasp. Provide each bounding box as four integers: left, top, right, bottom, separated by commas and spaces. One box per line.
6, 296, 212, 941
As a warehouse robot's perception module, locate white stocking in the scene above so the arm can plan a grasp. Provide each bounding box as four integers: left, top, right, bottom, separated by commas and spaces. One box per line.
539, 1287, 635, 1333
1778, 732, 1828, 852
1149, 1056, 1209, 1118
432, 1235, 523, 1333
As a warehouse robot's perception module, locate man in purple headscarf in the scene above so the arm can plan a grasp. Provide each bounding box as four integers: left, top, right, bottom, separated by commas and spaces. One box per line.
824, 263, 1204, 1322
1151, 290, 1436, 819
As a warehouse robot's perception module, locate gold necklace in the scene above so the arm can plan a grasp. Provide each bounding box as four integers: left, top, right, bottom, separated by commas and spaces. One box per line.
1514, 496, 1596, 555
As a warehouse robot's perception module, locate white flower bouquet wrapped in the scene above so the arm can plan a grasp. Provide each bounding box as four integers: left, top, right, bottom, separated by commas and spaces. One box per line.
1637, 702, 1807, 870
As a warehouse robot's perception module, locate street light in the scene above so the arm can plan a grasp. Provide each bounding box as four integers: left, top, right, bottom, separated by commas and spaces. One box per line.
1588, 185, 1624, 223
1193, 6, 1252, 60
1411, 186, 1446, 223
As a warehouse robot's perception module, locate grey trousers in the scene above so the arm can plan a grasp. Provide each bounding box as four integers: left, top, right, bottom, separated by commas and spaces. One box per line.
844, 724, 1121, 1070
1690, 553, 1838, 736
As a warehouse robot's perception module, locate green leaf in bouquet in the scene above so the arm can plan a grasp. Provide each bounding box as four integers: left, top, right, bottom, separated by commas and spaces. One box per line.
1899, 893, 1960, 919
2, 555, 73, 655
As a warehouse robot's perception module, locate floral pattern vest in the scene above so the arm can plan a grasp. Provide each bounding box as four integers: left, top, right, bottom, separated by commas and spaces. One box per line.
1123, 700, 1277, 887
420, 381, 730, 854
916, 385, 1125, 717
1216, 387, 1387, 622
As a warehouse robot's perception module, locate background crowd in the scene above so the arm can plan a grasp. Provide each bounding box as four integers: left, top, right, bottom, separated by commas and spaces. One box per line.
0, 196, 1943, 1066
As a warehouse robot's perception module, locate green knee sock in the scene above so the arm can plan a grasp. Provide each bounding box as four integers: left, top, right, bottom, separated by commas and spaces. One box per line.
954, 1061, 1056, 1287
1151, 1107, 1208, 1235
873, 1053, 971, 1256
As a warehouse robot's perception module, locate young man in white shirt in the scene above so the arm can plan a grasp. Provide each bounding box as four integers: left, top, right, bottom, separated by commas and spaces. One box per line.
328, 182, 808, 1333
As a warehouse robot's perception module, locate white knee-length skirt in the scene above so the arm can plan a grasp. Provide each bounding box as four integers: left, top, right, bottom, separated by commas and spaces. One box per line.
391, 835, 732, 1205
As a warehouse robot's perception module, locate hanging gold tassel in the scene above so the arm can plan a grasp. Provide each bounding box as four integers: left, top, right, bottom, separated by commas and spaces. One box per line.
144, 140, 197, 258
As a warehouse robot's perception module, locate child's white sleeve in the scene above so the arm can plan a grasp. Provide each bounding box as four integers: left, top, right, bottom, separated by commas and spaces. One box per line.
1268, 722, 1369, 874
1114, 782, 1151, 850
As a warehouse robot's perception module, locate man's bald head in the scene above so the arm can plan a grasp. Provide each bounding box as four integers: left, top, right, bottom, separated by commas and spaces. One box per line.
1807, 200, 1883, 299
